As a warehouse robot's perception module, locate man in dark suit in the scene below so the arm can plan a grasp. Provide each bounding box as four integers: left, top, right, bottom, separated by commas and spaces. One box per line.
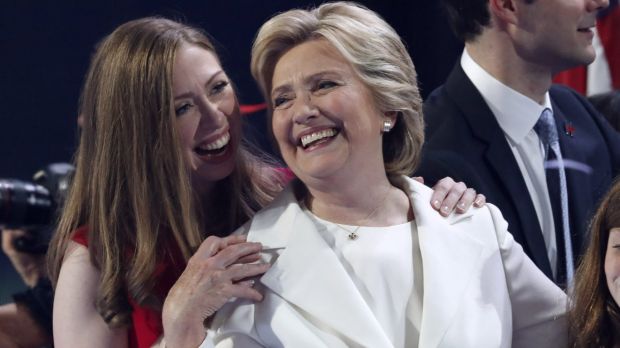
417, 0, 620, 286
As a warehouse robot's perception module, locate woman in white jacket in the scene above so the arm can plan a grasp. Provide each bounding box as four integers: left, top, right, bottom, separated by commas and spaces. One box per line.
205, 2, 567, 347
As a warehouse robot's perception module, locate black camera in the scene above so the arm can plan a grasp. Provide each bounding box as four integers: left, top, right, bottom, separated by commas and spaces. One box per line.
0, 163, 74, 254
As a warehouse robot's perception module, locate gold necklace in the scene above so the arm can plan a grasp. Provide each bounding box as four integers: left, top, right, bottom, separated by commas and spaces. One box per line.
334, 223, 363, 241
332, 187, 393, 241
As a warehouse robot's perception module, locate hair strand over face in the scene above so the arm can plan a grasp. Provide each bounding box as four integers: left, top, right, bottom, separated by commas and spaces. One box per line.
570, 178, 620, 347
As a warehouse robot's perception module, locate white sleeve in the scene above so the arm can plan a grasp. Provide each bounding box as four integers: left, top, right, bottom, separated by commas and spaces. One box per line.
201, 327, 265, 348
201, 333, 264, 348
488, 204, 568, 348
202, 301, 266, 348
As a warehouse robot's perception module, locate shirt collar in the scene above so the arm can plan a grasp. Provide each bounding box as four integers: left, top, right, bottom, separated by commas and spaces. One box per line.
460, 49, 552, 144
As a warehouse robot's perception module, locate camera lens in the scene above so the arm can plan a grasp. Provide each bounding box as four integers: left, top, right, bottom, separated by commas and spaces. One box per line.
0, 180, 53, 228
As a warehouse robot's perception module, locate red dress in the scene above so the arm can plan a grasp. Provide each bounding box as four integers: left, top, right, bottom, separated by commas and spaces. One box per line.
72, 226, 185, 348
69, 168, 294, 347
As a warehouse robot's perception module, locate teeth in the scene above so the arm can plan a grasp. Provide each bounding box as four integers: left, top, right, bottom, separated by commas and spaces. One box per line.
199, 133, 230, 151
300, 129, 337, 148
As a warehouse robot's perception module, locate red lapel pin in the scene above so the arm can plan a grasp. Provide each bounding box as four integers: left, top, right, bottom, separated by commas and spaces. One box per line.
564, 121, 575, 137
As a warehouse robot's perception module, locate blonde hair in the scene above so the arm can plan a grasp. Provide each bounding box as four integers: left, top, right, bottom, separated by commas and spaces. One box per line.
48, 17, 282, 328
251, 1, 424, 176
570, 178, 620, 347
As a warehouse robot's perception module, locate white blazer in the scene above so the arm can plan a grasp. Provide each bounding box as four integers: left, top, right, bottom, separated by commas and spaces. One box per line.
204, 176, 567, 348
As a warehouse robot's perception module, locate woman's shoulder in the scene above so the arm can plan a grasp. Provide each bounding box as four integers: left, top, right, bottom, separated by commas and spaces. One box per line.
57, 226, 96, 292
239, 183, 301, 246
472, 203, 510, 245
54, 241, 128, 346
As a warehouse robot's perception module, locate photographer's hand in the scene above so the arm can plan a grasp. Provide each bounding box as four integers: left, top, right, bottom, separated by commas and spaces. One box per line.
0, 302, 50, 348
1, 229, 46, 287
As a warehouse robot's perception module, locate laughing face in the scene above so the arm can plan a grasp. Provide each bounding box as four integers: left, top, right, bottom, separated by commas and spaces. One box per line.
270, 39, 391, 187
173, 44, 240, 192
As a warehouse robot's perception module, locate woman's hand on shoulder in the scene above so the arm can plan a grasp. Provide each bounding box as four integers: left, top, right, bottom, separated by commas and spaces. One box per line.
53, 241, 127, 348
162, 234, 270, 348
414, 176, 486, 217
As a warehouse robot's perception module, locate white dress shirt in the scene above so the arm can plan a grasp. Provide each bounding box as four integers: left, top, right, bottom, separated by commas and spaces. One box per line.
307, 214, 420, 347
461, 49, 558, 277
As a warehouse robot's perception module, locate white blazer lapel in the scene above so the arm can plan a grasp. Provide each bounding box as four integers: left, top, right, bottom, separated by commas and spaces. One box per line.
248, 185, 393, 347
401, 177, 485, 348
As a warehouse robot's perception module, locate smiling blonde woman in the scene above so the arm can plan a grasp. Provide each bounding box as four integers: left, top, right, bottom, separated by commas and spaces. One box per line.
203, 2, 568, 348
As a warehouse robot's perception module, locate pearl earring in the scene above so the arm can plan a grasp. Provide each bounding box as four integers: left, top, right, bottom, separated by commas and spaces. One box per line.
382, 119, 392, 133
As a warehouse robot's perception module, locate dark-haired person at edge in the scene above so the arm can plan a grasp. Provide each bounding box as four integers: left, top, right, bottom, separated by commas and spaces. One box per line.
416, 0, 620, 288
571, 178, 620, 347
47, 17, 485, 348
202, 2, 566, 347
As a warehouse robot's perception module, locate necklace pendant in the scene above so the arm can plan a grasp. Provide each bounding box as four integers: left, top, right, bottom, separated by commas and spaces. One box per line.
348, 232, 358, 240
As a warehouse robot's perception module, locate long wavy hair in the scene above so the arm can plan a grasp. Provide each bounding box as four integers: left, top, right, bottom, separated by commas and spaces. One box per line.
47, 17, 283, 328
570, 178, 620, 347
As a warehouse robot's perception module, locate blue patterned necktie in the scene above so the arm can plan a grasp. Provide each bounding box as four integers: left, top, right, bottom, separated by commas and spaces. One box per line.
534, 108, 573, 286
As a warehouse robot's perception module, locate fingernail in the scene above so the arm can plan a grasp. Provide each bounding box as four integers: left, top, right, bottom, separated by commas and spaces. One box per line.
249, 279, 256, 286
458, 202, 466, 209
474, 198, 483, 206
442, 205, 450, 213
433, 200, 441, 209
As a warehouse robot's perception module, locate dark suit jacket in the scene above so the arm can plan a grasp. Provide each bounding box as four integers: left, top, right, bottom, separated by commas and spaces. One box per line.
416, 63, 620, 282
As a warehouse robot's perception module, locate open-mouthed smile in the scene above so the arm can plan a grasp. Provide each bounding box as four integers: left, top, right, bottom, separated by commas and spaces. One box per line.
195, 132, 230, 156
299, 128, 339, 149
